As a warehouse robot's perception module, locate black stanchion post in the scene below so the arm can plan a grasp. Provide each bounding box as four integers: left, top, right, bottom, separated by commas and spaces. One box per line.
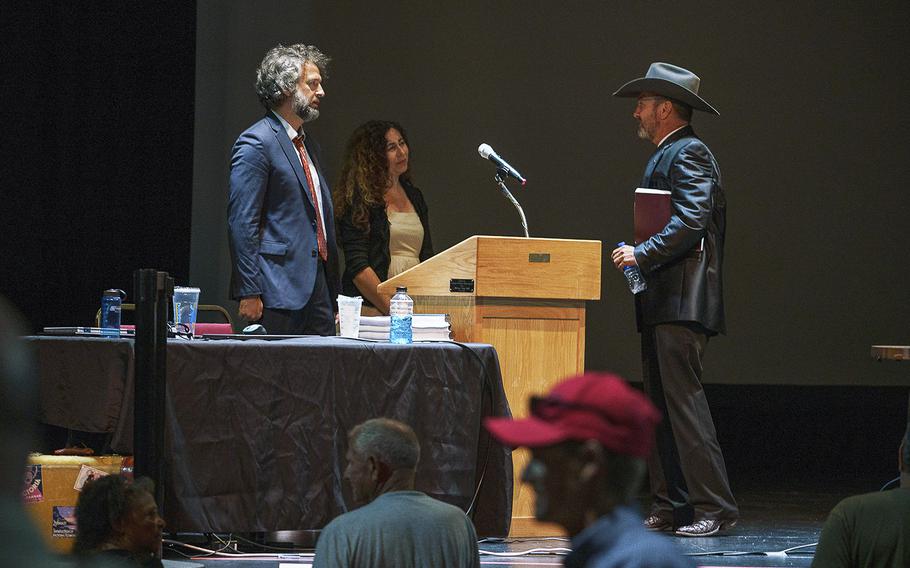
133, 269, 172, 510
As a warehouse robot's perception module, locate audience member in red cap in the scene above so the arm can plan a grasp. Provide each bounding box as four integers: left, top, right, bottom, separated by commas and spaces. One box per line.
485, 372, 694, 568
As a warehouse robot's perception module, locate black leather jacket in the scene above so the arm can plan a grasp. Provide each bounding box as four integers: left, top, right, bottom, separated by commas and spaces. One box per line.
633, 126, 726, 335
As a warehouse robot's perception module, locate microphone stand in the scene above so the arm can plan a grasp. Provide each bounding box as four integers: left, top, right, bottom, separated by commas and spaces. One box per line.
494, 170, 529, 238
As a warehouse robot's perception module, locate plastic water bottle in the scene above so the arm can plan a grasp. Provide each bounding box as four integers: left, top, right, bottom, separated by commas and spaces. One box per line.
389, 286, 413, 344
100, 289, 125, 337
617, 242, 647, 294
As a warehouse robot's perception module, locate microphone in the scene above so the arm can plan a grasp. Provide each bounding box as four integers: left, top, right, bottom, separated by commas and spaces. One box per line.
478, 143, 526, 186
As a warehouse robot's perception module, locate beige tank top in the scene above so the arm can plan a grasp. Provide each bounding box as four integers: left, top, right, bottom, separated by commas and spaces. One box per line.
387, 211, 424, 278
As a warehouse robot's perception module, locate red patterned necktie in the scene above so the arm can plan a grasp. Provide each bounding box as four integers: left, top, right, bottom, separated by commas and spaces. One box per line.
293, 135, 328, 261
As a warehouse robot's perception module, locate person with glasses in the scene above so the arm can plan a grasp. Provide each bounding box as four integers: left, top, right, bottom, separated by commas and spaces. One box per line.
485, 372, 693, 568
609, 62, 737, 537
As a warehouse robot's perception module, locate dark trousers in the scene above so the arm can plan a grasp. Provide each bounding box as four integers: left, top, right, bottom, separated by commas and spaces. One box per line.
260, 260, 335, 336
641, 322, 738, 525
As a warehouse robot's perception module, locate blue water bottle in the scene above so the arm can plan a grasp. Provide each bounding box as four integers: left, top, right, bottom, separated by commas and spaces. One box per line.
617, 242, 647, 294
389, 286, 413, 344
100, 289, 126, 337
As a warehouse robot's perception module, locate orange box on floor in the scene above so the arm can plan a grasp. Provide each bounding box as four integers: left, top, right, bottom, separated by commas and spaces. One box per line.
23, 454, 127, 554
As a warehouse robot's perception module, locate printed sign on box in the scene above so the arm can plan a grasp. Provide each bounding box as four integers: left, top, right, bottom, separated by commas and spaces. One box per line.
23, 465, 43, 503
74, 465, 109, 492
52, 506, 77, 538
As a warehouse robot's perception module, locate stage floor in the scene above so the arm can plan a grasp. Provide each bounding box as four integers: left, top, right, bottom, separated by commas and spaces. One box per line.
158, 479, 893, 567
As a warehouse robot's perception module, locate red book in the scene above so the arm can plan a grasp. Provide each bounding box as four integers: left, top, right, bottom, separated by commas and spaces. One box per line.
634, 188, 702, 250
634, 188, 671, 245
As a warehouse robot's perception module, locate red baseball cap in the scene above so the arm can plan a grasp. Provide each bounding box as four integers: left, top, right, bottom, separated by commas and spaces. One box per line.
484, 372, 661, 458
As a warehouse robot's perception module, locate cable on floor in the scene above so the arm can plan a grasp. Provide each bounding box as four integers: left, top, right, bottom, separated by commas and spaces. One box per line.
479, 547, 571, 557
164, 539, 314, 559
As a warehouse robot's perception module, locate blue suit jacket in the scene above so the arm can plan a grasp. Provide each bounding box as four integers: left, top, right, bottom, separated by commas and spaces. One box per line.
228, 112, 338, 310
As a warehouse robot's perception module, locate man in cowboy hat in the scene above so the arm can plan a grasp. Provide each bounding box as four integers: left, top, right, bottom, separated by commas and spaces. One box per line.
610, 62, 738, 537
485, 372, 693, 567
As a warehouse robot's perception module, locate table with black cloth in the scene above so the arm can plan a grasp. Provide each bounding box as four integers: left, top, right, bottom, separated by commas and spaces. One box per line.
30, 336, 513, 536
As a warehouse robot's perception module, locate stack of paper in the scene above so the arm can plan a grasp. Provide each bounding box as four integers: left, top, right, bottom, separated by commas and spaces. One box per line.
359, 314, 452, 341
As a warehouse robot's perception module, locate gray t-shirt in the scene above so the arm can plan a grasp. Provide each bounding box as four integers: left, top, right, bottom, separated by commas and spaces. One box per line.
314, 491, 480, 568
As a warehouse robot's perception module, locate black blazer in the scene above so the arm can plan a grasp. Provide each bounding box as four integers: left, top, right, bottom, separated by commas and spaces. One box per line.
633, 125, 726, 335
337, 180, 433, 303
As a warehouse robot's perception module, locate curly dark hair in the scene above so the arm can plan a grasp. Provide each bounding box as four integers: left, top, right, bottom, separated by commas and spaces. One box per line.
334, 120, 412, 233
255, 43, 330, 110
73, 475, 155, 556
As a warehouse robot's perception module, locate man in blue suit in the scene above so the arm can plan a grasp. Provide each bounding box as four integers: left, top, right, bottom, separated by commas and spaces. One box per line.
228, 44, 338, 335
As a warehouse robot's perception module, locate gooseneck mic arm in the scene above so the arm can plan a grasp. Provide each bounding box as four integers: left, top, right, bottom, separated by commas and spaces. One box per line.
478, 143, 529, 237
494, 170, 529, 238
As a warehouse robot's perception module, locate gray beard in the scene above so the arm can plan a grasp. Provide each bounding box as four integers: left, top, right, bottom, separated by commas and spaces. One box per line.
300, 106, 320, 123
637, 124, 650, 140
293, 91, 320, 123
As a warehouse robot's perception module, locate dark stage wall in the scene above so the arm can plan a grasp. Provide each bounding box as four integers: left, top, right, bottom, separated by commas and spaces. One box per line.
3, 2, 908, 387
3, 3, 196, 330
3, 0, 907, 498
191, 1, 909, 386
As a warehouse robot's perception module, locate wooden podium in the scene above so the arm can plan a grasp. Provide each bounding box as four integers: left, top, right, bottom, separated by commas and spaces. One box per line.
378, 235, 601, 536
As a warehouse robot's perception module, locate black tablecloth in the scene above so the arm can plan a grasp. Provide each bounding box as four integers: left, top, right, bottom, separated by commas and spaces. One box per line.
30, 336, 513, 536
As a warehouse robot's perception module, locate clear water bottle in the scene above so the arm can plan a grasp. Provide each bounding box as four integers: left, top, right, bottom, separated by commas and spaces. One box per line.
389, 286, 413, 344
617, 242, 647, 294
100, 289, 126, 337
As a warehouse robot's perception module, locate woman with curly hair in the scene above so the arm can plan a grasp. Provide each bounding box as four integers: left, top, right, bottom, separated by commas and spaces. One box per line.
73, 475, 165, 567
334, 120, 433, 314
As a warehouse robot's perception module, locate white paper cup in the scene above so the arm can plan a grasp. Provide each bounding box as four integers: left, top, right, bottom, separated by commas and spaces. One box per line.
337, 295, 363, 338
